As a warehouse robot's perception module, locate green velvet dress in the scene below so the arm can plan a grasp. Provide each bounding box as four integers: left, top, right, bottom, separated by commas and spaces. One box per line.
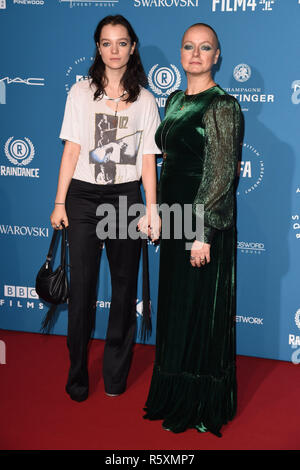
143, 86, 242, 437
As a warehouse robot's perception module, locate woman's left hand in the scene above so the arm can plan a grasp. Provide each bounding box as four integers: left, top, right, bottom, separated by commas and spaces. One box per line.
137, 210, 161, 242
190, 240, 211, 268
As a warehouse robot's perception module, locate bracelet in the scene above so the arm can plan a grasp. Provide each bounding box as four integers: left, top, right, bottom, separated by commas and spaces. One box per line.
55, 202, 65, 205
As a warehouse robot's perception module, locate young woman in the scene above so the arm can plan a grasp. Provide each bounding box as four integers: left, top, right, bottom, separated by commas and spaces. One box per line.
144, 23, 242, 437
50, 15, 160, 402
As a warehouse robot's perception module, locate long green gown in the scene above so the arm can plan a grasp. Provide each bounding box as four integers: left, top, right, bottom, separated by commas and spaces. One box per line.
143, 86, 242, 437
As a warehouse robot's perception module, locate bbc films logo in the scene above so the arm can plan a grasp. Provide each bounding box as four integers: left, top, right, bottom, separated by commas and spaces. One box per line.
0, 77, 45, 105
237, 142, 264, 196
134, 0, 200, 7
59, 0, 118, 8
291, 80, 300, 105
212, 0, 275, 12
0, 285, 45, 310
225, 63, 275, 112
65, 56, 94, 93
1, 137, 40, 178
148, 64, 181, 108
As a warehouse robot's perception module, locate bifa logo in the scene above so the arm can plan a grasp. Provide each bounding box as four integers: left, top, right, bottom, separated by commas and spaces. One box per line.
237, 143, 264, 196
291, 80, 300, 105
0, 340, 6, 365
0, 0, 6, 9
212, 0, 275, 12
65, 57, 94, 93
148, 64, 181, 108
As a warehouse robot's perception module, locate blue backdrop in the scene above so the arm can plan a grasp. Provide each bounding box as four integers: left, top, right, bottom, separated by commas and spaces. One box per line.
1, 0, 299, 363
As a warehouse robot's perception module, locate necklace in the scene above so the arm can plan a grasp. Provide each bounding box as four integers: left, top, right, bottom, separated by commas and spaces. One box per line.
161, 92, 201, 160
103, 90, 127, 126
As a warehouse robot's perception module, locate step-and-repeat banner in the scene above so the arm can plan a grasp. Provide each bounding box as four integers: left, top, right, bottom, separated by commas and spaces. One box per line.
0, 0, 299, 363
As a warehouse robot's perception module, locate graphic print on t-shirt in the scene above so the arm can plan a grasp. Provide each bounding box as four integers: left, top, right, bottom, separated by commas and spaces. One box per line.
89, 113, 142, 184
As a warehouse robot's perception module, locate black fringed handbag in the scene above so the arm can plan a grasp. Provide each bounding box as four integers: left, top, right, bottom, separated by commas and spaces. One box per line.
35, 222, 69, 333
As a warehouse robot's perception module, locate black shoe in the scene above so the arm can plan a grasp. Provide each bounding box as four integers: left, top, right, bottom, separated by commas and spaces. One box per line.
66, 385, 88, 402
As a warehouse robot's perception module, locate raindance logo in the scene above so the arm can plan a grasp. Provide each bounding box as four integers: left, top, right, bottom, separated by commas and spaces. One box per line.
65, 57, 94, 93
237, 143, 264, 196
237, 241, 265, 254
295, 310, 300, 329
0, 1, 6, 9
59, 0, 118, 7
212, 0, 275, 12
225, 64, 275, 111
148, 64, 181, 108
291, 80, 300, 105
1, 137, 39, 178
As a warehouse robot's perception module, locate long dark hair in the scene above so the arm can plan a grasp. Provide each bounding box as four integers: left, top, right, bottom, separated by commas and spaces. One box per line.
89, 15, 147, 102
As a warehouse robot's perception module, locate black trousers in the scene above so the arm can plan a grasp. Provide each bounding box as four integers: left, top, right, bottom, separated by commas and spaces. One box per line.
65, 178, 142, 400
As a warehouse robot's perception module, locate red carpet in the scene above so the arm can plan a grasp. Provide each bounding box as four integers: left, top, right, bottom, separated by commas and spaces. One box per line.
0, 329, 299, 450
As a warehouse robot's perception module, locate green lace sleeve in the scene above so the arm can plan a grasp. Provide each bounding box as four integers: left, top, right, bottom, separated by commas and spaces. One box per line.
192, 95, 242, 244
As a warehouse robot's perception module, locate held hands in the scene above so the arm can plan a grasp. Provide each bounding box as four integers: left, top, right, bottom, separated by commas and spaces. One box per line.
190, 240, 210, 268
137, 209, 161, 242
50, 204, 69, 230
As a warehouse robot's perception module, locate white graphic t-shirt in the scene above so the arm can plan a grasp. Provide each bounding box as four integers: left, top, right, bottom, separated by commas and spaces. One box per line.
59, 79, 161, 185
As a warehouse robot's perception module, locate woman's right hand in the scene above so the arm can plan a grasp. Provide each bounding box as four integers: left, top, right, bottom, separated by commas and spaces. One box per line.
50, 205, 69, 230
